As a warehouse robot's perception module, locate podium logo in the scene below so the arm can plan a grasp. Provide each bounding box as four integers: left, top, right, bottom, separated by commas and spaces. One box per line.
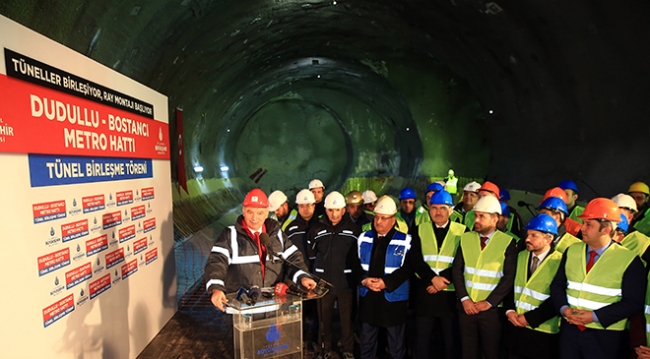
266, 323, 281, 343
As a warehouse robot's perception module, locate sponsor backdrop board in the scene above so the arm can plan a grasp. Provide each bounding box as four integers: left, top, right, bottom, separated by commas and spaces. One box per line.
0, 15, 176, 358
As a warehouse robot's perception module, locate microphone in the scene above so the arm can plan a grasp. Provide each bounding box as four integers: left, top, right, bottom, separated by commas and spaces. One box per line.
274, 282, 289, 296
261, 232, 333, 289
236, 287, 253, 306
259, 233, 274, 262
249, 285, 261, 304
517, 200, 537, 217
285, 279, 309, 295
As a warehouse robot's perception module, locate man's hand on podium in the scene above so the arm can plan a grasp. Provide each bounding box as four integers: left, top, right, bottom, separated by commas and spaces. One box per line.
300, 277, 317, 291
211, 289, 228, 312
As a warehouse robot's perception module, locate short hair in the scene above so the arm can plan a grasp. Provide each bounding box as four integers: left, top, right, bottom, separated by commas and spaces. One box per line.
597, 220, 617, 237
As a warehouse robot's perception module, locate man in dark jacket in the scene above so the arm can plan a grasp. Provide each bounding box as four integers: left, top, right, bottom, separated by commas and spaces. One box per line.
286, 189, 320, 270
308, 191, 363, 359
204, 188, 316, 312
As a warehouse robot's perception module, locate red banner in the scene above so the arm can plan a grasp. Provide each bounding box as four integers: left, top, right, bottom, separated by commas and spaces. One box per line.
0, 75, 169, 159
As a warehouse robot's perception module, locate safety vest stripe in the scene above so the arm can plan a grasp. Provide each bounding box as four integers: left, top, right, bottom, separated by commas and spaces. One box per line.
231, 255, 260, 264
342, 230, 354, 234
465, 280, 497, 292
514, 285, 550, 301
211, 245, 230, 260
341, 233, 358, 239
206, 279, 225, 290
567, 280, 622, 297
390, 239, 411, 247
282, 245, 298, 258
646, 305, 650, 315
515, 300, 538, 312
646, 323, 650, 334
423, 255, 454, 263
361, 263, 369, 271
386, 267, 399, 274
465, 266, 504, 278
315, 268, 324, 273
567, 295, 610, 311
344, 269, 352, 273
287, 231, 305, 239
292, 270, 308, 283
277, 230, 285, 248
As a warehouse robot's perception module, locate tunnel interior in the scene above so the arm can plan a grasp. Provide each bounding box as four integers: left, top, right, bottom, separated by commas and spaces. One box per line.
2, 0, 649, 297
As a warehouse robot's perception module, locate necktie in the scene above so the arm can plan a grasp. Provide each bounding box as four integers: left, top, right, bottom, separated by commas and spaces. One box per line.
586, 250, 597, 273
530, 256, 540, 274
480, 236, 488, 250
253, 231, 267, 281
577, 250, 599, 331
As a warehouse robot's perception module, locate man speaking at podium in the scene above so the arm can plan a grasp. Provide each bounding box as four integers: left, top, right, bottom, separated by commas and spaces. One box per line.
205, 188, 316, 311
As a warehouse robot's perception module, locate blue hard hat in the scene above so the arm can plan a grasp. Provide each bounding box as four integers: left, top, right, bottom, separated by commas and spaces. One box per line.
500, 189, 511, 201
500, 202, 511, 217
525, 213, 559, 235
617, 213, 629, 233
399, 187, 417, 200
558, 180, 579, 194
538, 197, 569, 215
429, 190, 454, 206
425, 182, 444, 193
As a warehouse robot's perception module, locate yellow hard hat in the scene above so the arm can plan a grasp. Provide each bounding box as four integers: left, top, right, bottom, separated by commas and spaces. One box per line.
628, 182, 650, 196
346, 191, 363, 205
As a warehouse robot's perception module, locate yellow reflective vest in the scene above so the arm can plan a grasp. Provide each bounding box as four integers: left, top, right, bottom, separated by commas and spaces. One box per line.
564, 242, 637, 331
460, 230, 513, 303
553, 232, 581, 254
621, 231, 650, 267
419, 221, 466, 291
514, 250, 562, 334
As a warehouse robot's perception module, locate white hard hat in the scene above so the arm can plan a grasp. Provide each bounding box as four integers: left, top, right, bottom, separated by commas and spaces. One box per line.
324, 191, 346, 209
611, 193, 638, 213
463, 181, 481, 193
295, 189, 316, 204
268, 190, 288, 212
374, 196, 398, 215
362, 190, 377, 204
472, 195, 502, 215
448, 169, 454, 176
309, 179, 325, 190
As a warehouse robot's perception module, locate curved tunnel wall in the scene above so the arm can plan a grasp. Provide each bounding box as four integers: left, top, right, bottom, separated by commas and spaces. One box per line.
2, 0, 649, 244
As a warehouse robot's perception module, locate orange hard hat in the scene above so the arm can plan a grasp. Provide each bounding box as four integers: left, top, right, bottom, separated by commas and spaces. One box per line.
542, 187, 567, 204
242, 188, 269, 208
478, 181, 500, 199
578, 198, 621, 222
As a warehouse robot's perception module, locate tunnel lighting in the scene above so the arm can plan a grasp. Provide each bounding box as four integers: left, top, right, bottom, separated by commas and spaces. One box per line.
194, 166, 204, 173
333, 1, 337, 5
226, 128, 231, 132
406, 127, 410, 131
220, 165, 229, 172
317, 75, 321, 78
488, 109, 494, 114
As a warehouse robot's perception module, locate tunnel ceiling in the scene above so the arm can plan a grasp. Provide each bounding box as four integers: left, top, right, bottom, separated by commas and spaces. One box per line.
2, 0, 649, 197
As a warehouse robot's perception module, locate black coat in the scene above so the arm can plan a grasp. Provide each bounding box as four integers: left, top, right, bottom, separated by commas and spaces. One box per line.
307, 216, 363, 295
204, 216, 309, 294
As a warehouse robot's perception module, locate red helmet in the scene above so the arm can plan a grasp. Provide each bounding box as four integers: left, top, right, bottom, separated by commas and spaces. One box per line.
541, 187, 567, 204
578, 198, 621, 222
242, 188, 268, 208
478, 181, 500, 199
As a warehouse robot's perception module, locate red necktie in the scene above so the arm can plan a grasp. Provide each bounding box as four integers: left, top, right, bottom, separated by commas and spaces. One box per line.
577, 250, 599, 331
480, 236, 488, 250
586, 250, 597, 273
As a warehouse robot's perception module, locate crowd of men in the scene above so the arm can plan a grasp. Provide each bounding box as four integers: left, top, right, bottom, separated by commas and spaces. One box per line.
204, 176, 650, 359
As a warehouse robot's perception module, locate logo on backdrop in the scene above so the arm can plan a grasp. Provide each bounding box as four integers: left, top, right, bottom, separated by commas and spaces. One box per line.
50, 275, 65, 297
33, 200, 67, 224
45, 226, 61, 247
42, 294, 75, 328
82, 194, 105, 214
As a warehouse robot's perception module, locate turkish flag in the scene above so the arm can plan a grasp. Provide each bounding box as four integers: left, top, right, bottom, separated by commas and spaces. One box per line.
176, 108, 188, 194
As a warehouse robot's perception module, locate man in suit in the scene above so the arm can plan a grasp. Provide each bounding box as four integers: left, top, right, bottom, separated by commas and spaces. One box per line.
504, 214, 563, 359
452, 195, 517, 359
550, 198, 646, 359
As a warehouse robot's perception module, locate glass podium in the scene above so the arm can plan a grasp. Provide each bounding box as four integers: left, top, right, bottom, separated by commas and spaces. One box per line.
226, 292, 305, 359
